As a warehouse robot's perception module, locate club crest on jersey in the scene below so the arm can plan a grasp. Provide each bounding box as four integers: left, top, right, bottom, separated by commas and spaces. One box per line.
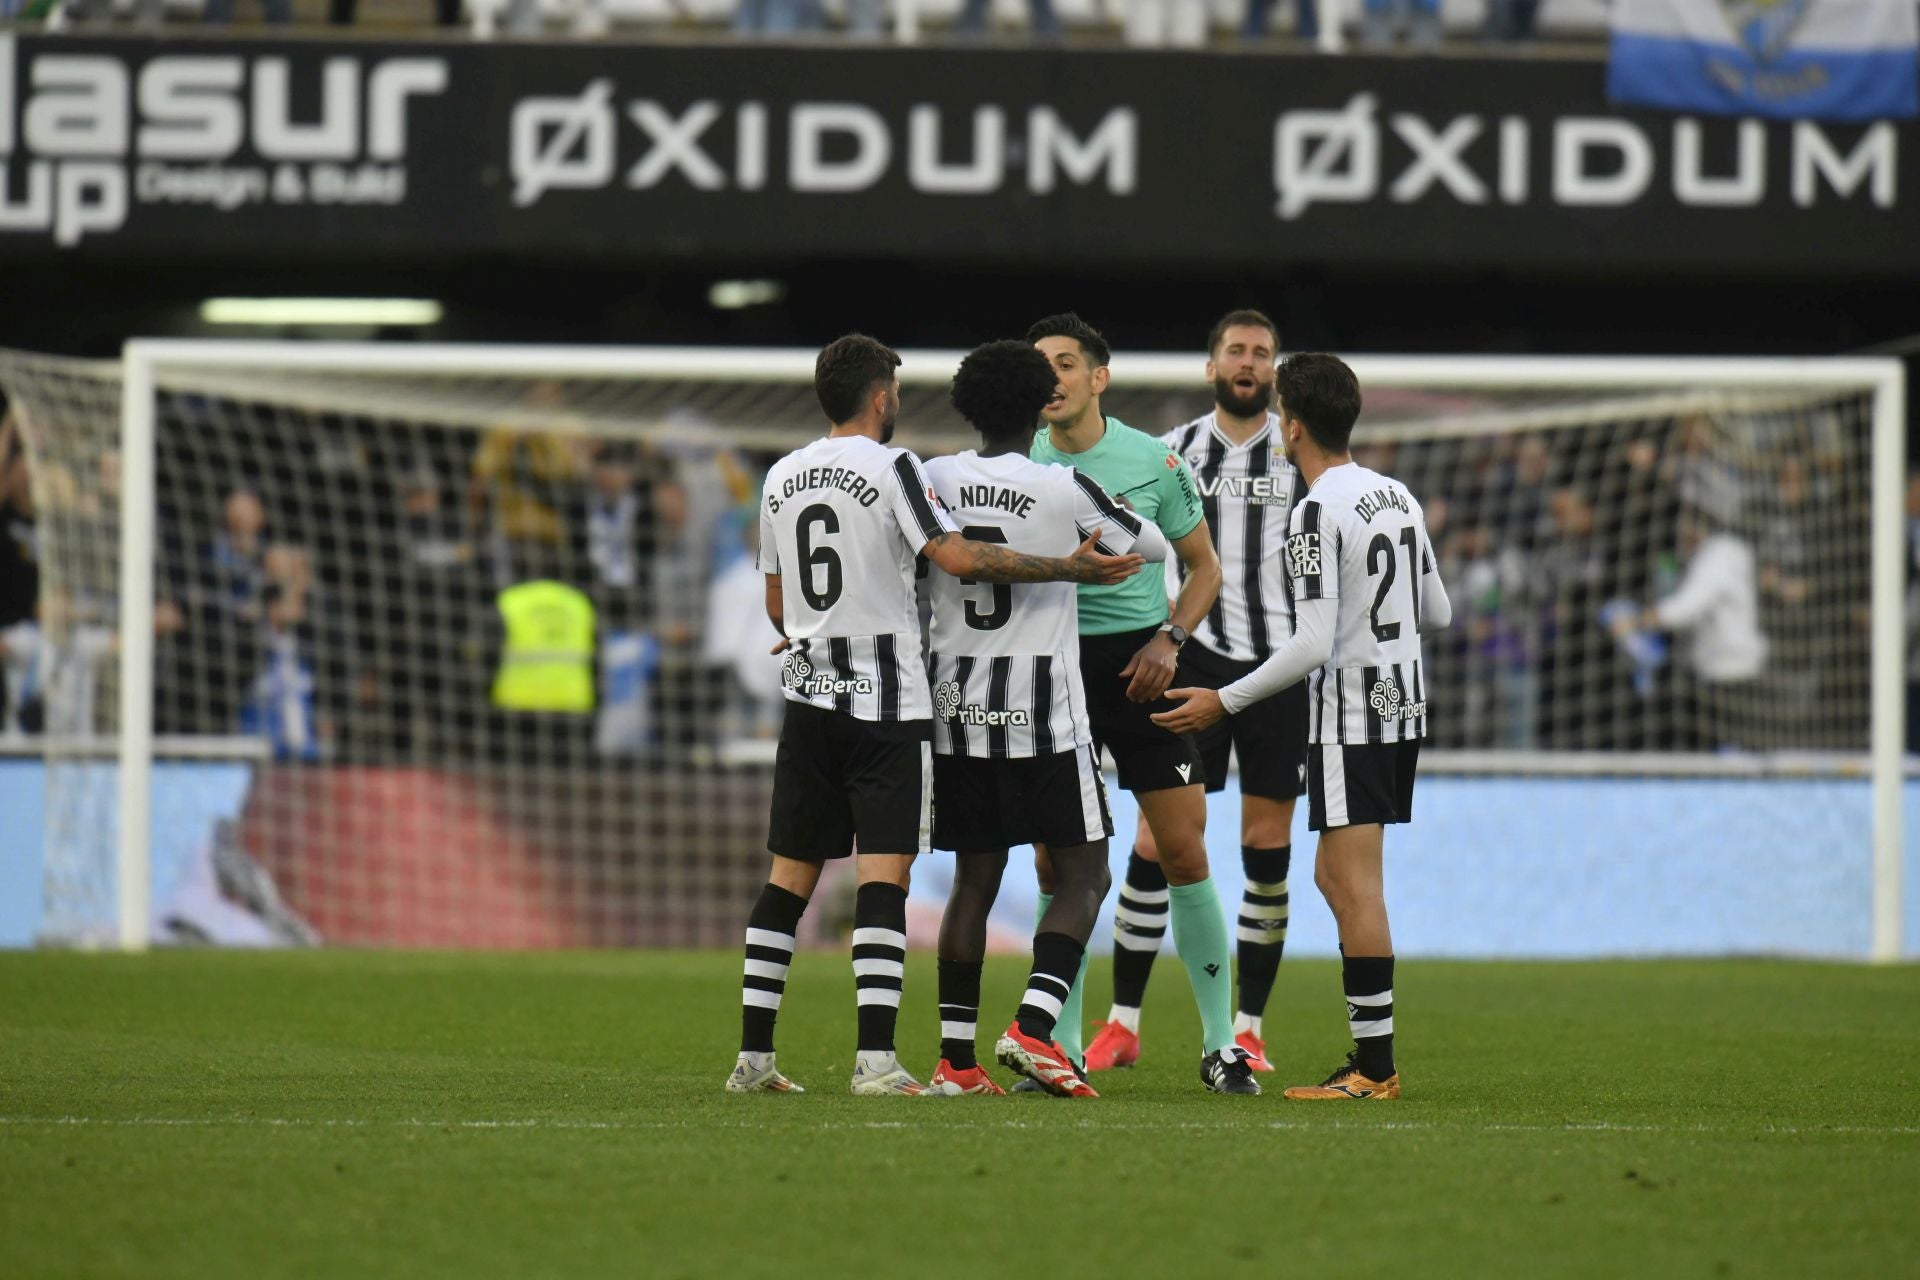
1368, 678, 1426, 723
1369, 679, 1402, 721
1286, 531, 1321, 578
934, 679, 1030, 727
934, 680, 962, 720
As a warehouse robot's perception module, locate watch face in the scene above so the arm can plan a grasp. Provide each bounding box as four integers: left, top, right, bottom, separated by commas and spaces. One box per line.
1168, 626, 1188, 646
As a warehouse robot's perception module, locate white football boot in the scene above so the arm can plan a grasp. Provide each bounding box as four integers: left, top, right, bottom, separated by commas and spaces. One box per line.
848, 1051, 929, 1096
724, 1051, 805, 1094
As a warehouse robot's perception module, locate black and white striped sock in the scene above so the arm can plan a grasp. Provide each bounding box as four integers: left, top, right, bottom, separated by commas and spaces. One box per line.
1236, 844, 1290, 1027
740, 883, 807, 1054
1109, 850, 1167, 1032
853, 882, 908, 1053
1343, 954, 1395, 1080
938, 958, 982, 1070
1015, 931, 1085, 1044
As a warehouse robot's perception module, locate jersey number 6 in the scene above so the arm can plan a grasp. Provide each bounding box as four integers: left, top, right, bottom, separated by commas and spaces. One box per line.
796, 504, 843, 610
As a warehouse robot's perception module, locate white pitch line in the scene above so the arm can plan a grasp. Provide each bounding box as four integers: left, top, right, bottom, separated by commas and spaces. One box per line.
1, 1116, 1916, 1136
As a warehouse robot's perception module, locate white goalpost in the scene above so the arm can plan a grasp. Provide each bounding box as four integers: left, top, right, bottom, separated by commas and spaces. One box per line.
0, 339, 1904, 960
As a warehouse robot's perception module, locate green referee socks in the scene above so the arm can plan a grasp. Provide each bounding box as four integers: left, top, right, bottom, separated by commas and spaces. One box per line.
1169, 877, 1236, 1055
1034, 891, 1092, 1064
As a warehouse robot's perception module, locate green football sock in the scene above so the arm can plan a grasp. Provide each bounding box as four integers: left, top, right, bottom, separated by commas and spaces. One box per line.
1169, 877, 1236, 1054
1034, 892, 1090, 1064
1055, 950, 1091, 1063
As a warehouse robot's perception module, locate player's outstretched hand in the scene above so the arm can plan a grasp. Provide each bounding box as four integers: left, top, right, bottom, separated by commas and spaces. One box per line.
1067, 532, 1145, 585
1151, 687, 1226, 734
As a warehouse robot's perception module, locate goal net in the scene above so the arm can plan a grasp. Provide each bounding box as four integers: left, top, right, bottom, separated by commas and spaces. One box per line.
0, 343, 1904, 958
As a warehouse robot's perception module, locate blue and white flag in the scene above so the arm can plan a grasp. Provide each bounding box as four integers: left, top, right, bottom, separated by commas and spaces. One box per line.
1609, 0, 1919, 121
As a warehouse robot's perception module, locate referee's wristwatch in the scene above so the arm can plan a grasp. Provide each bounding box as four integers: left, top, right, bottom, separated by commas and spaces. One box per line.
1160, 623, 1189, 648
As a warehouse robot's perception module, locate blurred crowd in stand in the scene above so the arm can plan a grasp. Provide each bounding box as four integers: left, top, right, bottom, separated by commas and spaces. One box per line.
0, 384, 788, 764
0, 387, 1912, 763
1361, 411, 1878, 754
9, 0, 1570, 48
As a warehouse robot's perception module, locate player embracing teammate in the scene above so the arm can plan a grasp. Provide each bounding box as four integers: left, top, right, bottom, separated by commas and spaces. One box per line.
919, 340, 1172, 1099
727, 335, 1448, 1103
726, 334, 1143, 1097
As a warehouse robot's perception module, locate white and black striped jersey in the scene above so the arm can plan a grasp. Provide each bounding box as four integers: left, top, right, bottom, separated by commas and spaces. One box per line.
758, 434, 958, 722
924, 452, 1153, 759
1289, 463, 1443, 744
1164, 413, 1307, 663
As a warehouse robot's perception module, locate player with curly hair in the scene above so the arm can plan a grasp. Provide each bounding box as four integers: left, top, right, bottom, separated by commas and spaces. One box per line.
725, 334, 1146, 1098
920, 339, 1170, 1098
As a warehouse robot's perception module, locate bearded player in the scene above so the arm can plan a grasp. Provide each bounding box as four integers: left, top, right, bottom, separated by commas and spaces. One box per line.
1085, 309, 1308, 1076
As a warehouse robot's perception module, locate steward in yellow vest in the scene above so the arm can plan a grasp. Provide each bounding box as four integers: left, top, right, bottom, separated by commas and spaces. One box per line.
491, 581, 596, 714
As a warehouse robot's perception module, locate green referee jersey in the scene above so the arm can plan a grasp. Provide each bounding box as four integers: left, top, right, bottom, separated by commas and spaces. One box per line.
1032, 415, 1204, 636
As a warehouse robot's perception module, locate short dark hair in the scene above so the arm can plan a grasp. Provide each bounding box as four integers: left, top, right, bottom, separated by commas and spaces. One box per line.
1024, 313, 1111, 368
950, 340, 1058, 443
814, 334, 901, 426
1207, 309, 1280, 357
1276, 353, 1362, 453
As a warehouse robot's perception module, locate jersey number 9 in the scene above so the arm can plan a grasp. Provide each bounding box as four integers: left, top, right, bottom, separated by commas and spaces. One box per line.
960, 525, 1012, 631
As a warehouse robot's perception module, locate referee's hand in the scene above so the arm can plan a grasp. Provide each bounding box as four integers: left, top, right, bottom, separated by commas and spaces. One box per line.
1120, 631, 1180, 703
1152, 687, 1226, 734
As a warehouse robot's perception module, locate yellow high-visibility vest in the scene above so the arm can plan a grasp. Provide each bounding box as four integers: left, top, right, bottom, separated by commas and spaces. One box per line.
491, 581, 595, 713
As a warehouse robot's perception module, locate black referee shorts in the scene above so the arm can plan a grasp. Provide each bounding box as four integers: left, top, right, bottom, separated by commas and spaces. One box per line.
767, 701, 933, 860
1078, 625, 1205, 795
1307, 739, 1421, 833
1175, 642, 1310, 801
932, 745, 1113, 853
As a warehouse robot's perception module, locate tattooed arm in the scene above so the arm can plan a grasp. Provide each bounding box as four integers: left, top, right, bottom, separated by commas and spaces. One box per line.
922, 531, 1143, 586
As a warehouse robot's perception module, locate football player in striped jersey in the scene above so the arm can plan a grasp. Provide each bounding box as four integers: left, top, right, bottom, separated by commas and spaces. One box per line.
727, 334, 1144, 1098
1086, 309, 1310, 1076
1156, 352, 1451, 1100
920, 339, 1170, 1098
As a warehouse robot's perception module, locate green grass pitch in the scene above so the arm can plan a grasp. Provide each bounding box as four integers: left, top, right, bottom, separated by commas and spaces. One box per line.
2, 950, 1916, 1278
